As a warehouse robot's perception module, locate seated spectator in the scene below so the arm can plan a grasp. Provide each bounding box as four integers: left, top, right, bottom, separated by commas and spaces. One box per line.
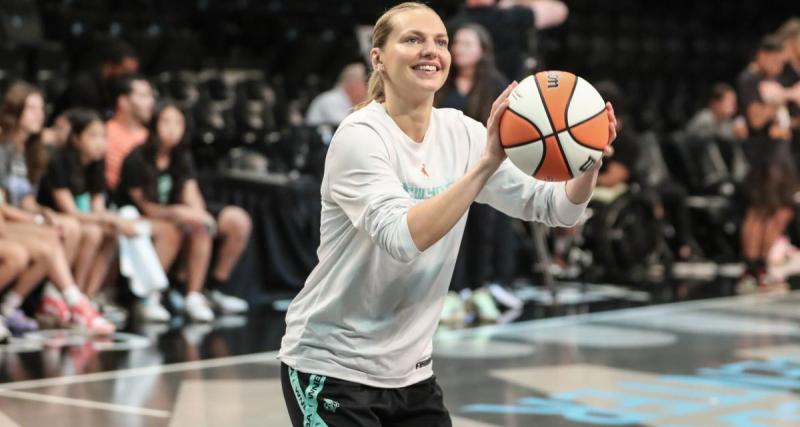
686, 83, 746, 143
0, 190, 115, 336
305, 63, 367, 126
0, 213, 28, 340
117, 102, 252, 321
686, 83, 749, 183
37, 109, 172, 318
0, 82, 114, 294
105, 74, 155, 192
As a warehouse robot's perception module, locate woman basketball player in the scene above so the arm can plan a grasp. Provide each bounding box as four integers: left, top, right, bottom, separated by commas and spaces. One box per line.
278, 3, 617, 425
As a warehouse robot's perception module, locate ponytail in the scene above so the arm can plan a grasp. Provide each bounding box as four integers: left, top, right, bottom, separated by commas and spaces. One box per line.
355, 69, 385, 110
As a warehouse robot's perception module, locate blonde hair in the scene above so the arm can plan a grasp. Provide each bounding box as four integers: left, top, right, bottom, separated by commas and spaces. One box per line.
355, 2, 437, 110
777, 17, 800, 45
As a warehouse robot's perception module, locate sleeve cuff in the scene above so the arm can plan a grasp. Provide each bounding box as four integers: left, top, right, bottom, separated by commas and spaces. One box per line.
397, 211, 423, 262
553, 182, 590, 227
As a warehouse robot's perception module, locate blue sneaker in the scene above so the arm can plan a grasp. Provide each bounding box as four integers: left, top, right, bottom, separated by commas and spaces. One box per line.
6, 309, 38, 336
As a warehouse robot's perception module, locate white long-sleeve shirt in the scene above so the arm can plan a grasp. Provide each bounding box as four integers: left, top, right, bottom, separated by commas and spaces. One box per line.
278, 101, 589, 388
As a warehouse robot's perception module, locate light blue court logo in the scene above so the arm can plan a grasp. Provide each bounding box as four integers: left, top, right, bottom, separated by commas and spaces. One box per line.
462, 356, 800, 426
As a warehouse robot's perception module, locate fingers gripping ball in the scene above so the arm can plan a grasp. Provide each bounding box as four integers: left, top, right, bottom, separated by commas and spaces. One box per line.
499, 71, 609, 181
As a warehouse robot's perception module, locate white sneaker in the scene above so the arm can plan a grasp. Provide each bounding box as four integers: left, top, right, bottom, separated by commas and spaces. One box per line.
470, 288, 500, 323
488, 283, 524, 310
137, 293, 171, 322
185, 292, 215, 322
208, 290, 249, 314
439, 292, 467, 327
0, 317, 10, 344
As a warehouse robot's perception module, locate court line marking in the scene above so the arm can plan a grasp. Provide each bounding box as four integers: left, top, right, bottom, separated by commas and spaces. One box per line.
436, 291, 800, 341
1, 292, 795, 394
0, 389, 170, 418
0, 350, 279, 391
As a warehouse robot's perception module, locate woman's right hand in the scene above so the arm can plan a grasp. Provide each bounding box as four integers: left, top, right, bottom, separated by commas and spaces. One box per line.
482, 81, 518, 170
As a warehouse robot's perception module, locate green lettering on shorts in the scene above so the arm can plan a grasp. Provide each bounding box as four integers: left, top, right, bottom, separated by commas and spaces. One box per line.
288, 367, 329, 427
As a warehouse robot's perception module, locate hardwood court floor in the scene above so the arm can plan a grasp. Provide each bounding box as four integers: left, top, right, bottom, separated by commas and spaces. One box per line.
0, 291, 798, 426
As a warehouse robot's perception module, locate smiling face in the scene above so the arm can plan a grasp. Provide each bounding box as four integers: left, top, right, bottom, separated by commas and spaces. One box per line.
371, 8, 451, 103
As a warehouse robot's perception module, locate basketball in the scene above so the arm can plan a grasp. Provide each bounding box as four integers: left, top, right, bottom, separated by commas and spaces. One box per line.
499, 71, 609, 181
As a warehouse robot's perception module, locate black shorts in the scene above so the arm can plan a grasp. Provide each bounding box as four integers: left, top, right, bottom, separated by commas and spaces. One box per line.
280, 363, 451, 427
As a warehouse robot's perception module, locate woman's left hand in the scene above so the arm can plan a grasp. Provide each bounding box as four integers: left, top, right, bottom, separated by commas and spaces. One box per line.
603, 102, 618, 159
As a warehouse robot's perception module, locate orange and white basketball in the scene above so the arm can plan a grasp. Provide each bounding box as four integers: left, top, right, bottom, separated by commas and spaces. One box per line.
499, 71, 609, 181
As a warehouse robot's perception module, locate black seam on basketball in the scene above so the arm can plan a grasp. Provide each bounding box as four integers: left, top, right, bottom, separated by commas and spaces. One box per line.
534, 75, 559, 140
553, 134, 575, 179
506, 106, 546, 140
534, 75, 573, 179
561, 130, 604, 171
566, 128, 608, 152
503, 138, 542, 149
566, 108, 609, 151
532, 136, 547, 177
568, 108, 606, 129
564, 76, 579, 128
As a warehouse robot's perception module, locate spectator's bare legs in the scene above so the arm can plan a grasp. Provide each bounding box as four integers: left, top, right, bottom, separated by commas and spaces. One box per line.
150, 219, 183, 270
151, 217, 215, 321
55, 214, 81, 266
211, 207, 251, 282
5, 224, 74, 294
73, 223, 103, 292
186, 227, 212, 294
742, 207, 793, 263
760, 208, 794, 257
5, 223, 115, 333
741, 209, 766, 262
84, 233, 117, 298
0, 240, 29, 288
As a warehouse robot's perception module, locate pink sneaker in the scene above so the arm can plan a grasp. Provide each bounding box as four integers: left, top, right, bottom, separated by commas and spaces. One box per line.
69, 299, 115, 335
37, 292, 72, 328
768, 235, 793, 265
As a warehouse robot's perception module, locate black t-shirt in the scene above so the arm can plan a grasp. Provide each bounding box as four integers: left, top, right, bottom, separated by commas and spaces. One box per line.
38, 147, 105, 212
737, 67, 789, 163
437, 73, 509, 123
448, 6, 535, 81
738, 68, 774, 141
116, 145, 197, 208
